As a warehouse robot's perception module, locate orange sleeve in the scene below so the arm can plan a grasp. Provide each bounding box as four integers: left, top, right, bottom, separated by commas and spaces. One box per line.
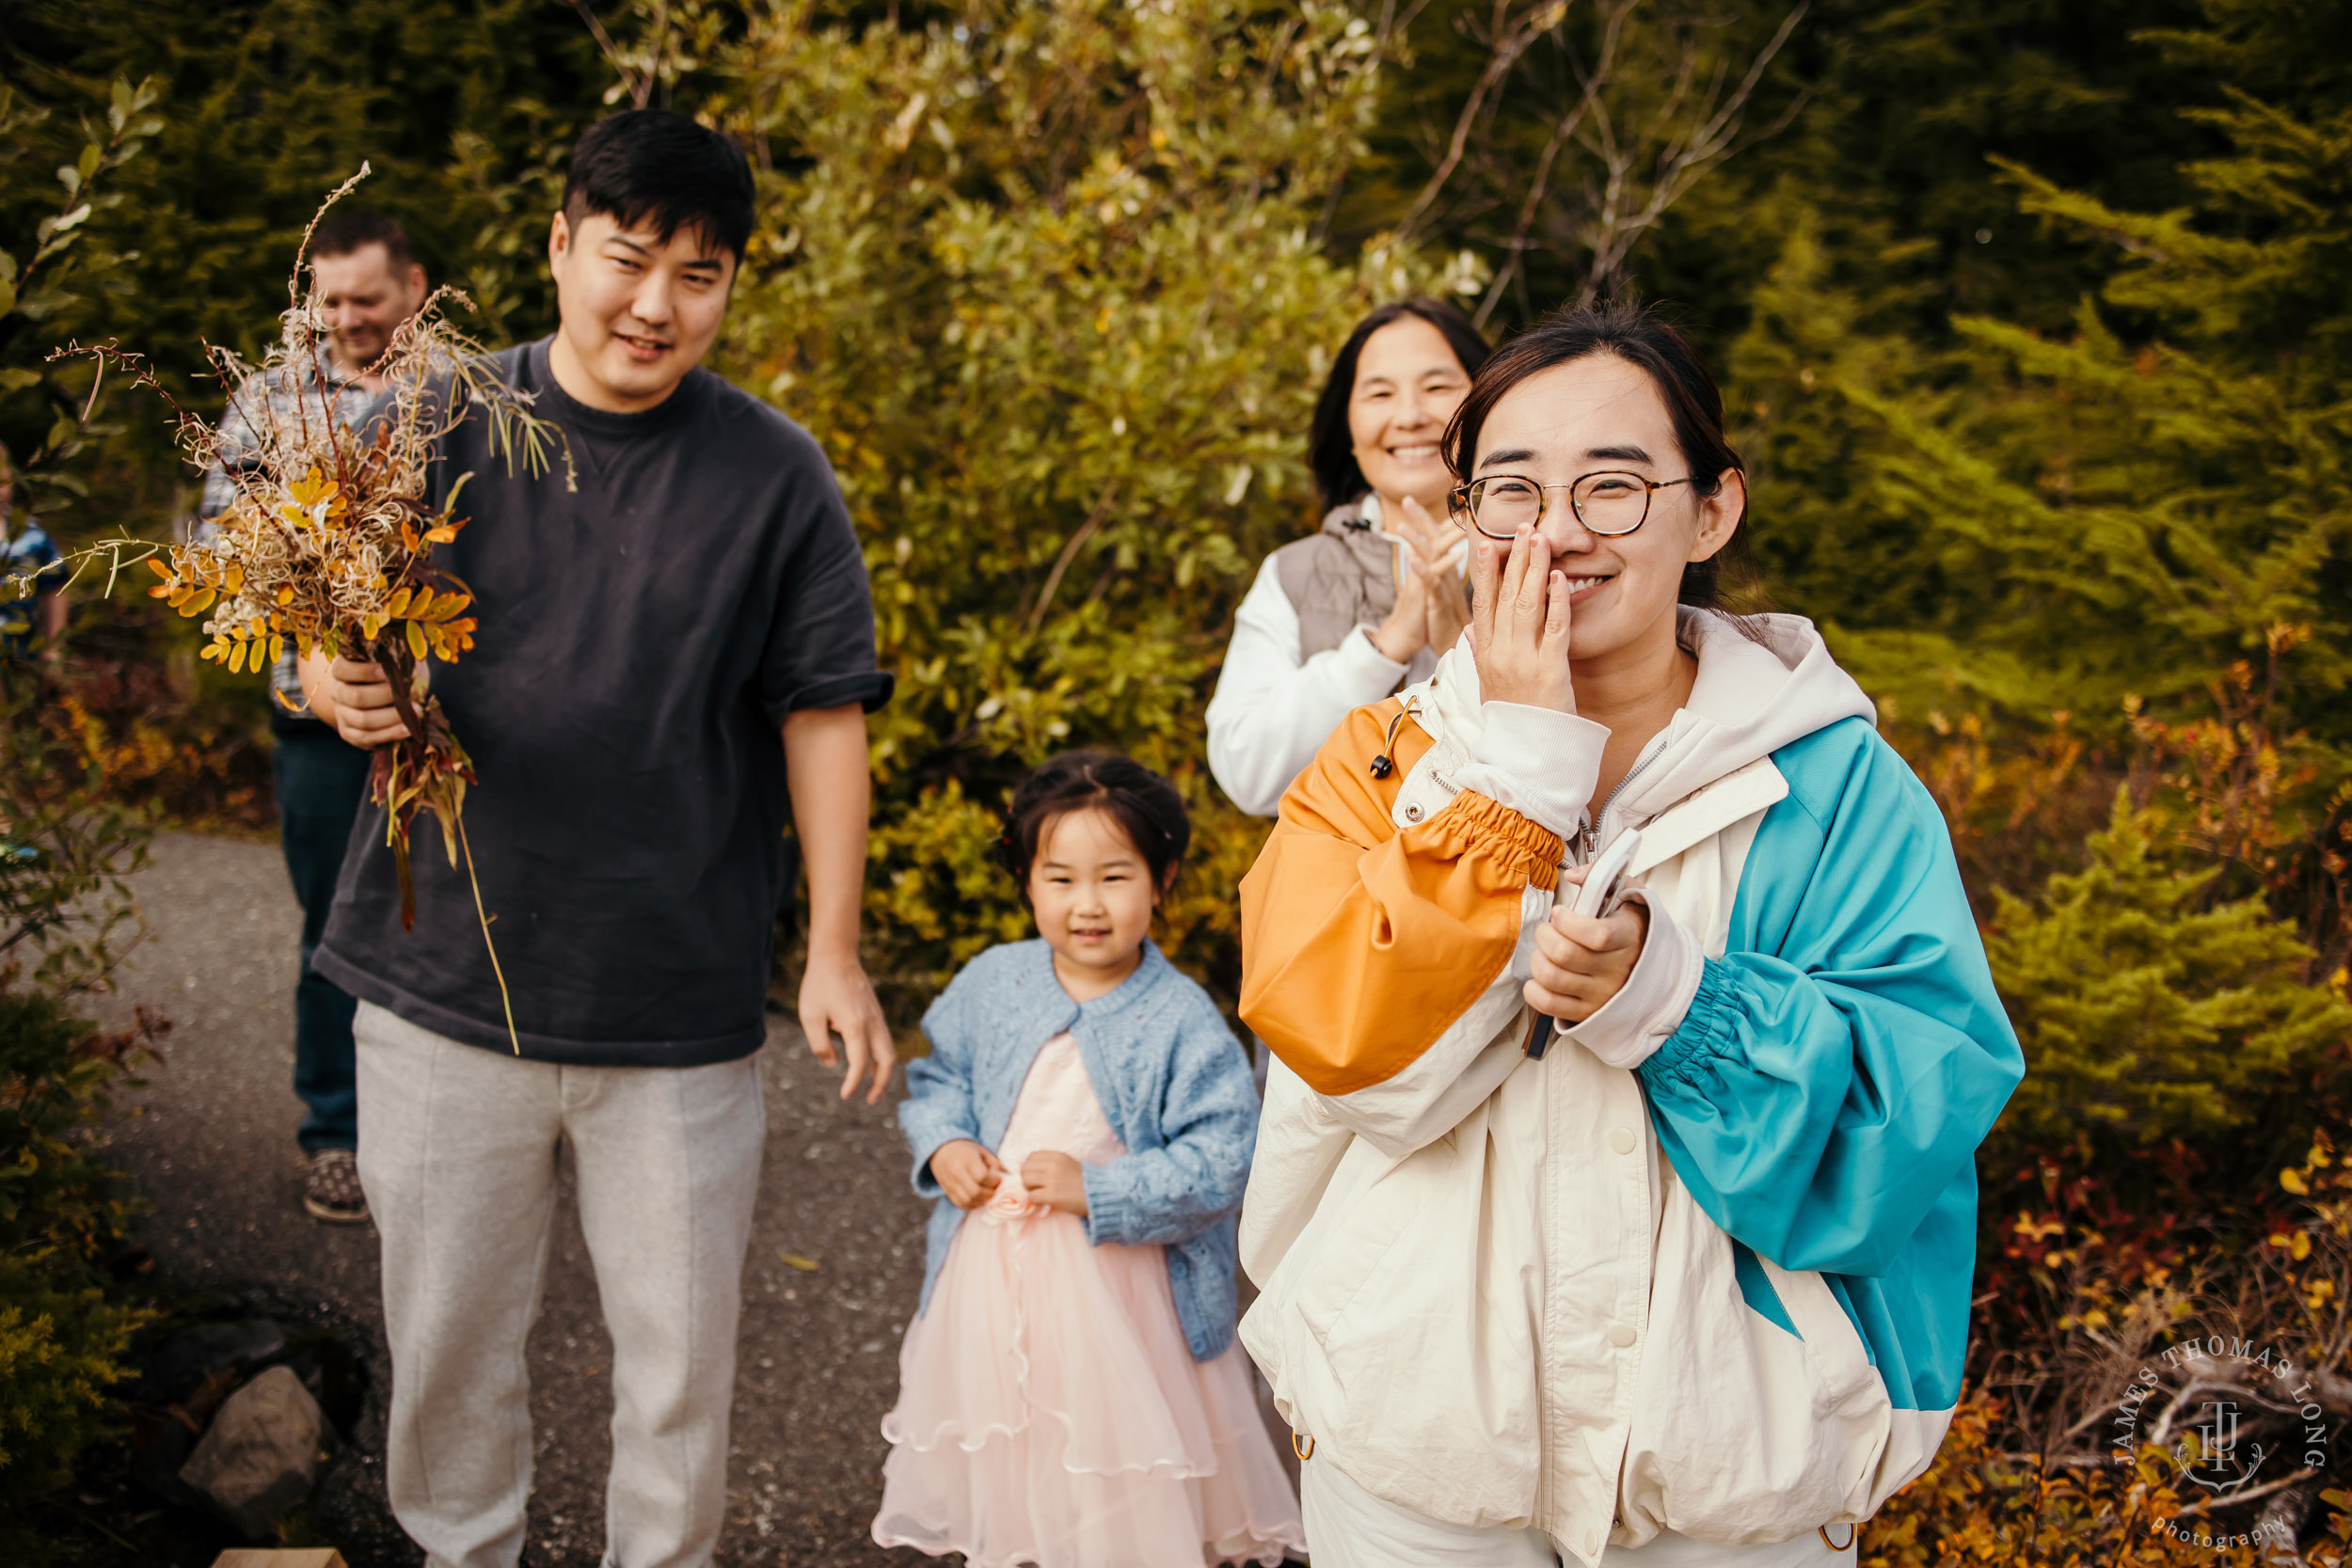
1239, 700, 1564, 1096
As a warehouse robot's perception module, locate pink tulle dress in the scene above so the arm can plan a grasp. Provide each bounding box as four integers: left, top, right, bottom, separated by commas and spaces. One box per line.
872, 1032, 1307, 1568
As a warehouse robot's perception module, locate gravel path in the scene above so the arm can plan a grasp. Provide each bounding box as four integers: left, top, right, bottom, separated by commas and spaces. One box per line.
87, 830, 941, 1567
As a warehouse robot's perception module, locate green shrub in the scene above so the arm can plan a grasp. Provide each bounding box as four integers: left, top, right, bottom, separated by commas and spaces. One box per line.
1988, 793, 2352, 1149
0, 987, 154, 1540
0, 1253, 142, 1528
699, 0, 1464, 1014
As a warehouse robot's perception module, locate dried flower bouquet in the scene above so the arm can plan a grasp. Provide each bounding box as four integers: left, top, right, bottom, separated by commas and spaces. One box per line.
47, 171, 571, 1045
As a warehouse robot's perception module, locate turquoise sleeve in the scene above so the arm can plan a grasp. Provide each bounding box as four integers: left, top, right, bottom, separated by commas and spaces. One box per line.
1636, 721, 2024, 1280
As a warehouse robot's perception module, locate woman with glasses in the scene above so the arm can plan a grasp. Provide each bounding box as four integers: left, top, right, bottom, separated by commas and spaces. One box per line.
1233, 302, 2022, 1566
1205, 299, 1490, 816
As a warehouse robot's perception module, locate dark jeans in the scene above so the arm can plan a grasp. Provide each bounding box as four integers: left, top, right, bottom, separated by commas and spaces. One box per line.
274, 721, 371, 1154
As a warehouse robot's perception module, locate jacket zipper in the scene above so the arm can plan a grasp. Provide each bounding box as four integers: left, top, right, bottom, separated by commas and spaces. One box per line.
1575, 734, 1671, 863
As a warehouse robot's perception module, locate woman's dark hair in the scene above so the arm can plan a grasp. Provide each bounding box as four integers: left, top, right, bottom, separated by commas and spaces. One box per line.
1443, 300, 1756, 614
997, 751, 1192, 902
1308, 298, 1493, 510
564, 109, 756, 261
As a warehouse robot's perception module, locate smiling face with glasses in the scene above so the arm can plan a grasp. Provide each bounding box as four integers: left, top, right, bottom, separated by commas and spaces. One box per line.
1451, 354, 1745, 713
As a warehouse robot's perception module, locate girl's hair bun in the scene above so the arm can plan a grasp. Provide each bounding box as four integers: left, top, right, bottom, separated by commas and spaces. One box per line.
997, 750, 1191, 900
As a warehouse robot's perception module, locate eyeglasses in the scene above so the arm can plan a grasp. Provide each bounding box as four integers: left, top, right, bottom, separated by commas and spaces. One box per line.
1448, 471, 1692, 539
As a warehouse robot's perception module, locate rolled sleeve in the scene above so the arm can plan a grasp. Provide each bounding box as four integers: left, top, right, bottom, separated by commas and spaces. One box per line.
1562, 890, 1705, 1069
758, 452, 893, 723
1451, 701, 1611, 841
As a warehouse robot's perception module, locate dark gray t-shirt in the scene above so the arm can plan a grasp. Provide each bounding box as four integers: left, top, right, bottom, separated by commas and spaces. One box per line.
312, 340, 892, 1067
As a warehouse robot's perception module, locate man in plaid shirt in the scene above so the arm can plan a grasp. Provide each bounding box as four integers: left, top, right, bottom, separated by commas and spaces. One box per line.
201, 208, 426, 1226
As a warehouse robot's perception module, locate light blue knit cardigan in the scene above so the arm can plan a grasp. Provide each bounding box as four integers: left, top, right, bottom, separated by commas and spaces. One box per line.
898, 938, 1259, 1362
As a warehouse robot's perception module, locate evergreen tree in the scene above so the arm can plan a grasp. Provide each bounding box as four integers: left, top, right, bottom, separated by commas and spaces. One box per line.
1989, 795, 2352, 1149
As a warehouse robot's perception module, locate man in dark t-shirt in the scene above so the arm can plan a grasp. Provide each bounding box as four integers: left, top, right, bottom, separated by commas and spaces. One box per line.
300, 113, 894, 1566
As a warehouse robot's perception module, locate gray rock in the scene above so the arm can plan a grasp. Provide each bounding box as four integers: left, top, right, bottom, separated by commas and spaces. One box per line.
135, 1317, 288, 1410
178, 1365, 331, 1539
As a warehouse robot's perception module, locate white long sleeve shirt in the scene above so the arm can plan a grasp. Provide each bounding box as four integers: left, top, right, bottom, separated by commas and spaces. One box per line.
1206, 552, 1430, 816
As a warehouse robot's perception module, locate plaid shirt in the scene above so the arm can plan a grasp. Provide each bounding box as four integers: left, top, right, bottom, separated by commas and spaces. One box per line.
199, 364, 379, 721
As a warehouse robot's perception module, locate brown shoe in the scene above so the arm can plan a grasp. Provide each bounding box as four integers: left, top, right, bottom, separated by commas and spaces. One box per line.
303, 1148, 370, 1224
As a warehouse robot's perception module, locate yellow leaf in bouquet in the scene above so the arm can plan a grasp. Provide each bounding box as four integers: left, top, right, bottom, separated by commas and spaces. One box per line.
362, 613, 386, 641
406, 618, 428, 660
387, 586, 414, 617
288, 467, 345, 519
426, 593, 470, 622
227, 639, 246, 673
424, 522, 460, 543
269, 634, 285, 666
147, 582, 172, 599
179, 586, 216, 617
278, 585, 295, 606
223, 564, 244, 594
411, 585, 436, 615
146, 558, 171, 579
199, 641, 223, 662
401, 523, 420, 551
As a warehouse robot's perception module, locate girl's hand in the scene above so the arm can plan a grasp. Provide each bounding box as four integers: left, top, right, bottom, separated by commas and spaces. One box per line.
1524, 864, 1648, 1022
1469, 524, 1573, 713
930, 1140, 1005, 1210
1019, 1150, 1089, 1217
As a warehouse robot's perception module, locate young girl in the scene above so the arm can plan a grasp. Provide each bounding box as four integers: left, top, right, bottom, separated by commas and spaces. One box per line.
873, 751, 1306, 1567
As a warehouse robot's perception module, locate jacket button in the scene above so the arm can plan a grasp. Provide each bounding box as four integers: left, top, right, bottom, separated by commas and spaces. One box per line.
1170, 1256, 1187, 1275
1609, 1126, 1636, 1154
1607, 1322, 1637, 1348
1403, 802, 1424, 823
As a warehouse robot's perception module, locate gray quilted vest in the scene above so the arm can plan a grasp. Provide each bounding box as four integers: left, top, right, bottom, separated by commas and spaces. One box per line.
1273, 499, 1398, 659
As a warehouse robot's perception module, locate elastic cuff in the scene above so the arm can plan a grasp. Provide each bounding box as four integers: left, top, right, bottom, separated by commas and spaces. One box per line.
1565, 892, 1705, 1069
1420, 790, 1565, 893
1637, 957, 1741, 1089
1454, 703, 1610, 841
1332, 626, 1411, 702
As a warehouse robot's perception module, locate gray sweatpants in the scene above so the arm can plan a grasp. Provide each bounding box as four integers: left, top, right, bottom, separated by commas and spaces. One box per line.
354, 1002, 766, 1568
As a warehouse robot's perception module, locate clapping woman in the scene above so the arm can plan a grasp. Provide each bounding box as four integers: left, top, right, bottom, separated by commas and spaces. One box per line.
1205, 299, 1490, 816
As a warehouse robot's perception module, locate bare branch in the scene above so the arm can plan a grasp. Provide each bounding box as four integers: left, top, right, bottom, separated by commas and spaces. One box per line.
569, 0, 652, 110
1473, 0, 1634, 327
1391, 0, 1569, 246
1027, 478, 1123, 634
1578, 2, 1807, 301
